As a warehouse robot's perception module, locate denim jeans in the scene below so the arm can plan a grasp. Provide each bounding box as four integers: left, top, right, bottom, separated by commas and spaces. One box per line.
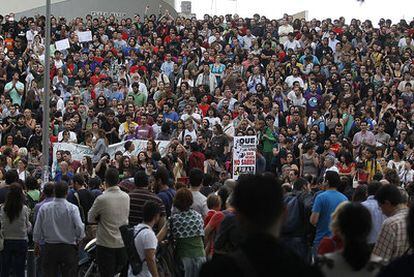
181, 257, 206, 277
1, 239, 28, 277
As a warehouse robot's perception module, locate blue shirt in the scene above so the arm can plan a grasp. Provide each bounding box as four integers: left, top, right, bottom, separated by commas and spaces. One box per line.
163, 111, 179, 123
33, 197, 54, 245
33, 198, 85, 245
361, 196, 386, 244
312, 190, 347, 246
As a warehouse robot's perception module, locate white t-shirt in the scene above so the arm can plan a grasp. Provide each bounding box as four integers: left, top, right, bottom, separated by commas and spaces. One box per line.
57, 131, 77, 143
128, 223, 157, 277
191, 191, 208, 218
180, 113, 202, 125
285, 75, 304, 88
284, 40, 301, 51
179, 129, 197, 142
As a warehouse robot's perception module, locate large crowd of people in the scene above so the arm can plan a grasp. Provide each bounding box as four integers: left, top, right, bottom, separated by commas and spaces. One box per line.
0, 8, 413, 277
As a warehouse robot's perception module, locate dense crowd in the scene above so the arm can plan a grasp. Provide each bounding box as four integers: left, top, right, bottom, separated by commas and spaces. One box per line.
0, 9, 413, 277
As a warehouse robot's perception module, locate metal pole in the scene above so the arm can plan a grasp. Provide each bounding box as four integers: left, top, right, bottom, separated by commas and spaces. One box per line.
42, 0, 51, 184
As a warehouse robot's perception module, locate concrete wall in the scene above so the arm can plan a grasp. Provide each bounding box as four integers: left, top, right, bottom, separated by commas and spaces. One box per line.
0, 0, 177, 19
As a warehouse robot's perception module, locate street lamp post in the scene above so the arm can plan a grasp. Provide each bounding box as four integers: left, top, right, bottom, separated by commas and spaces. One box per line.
42, 0, 51, 184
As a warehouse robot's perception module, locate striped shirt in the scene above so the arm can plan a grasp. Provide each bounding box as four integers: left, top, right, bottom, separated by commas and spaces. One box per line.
128, 188, 166, 226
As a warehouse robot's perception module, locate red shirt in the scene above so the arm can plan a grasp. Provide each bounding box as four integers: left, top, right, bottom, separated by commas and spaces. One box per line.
318, 235, 343, 255
338, 162, 355, 174
199, 103, 210, 117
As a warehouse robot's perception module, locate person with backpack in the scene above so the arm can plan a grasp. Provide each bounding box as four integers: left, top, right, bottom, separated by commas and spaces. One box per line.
281, 177, 314, 261
155, 166, 176, 218
71, 174, 96, 243
200, 173, 323, 277
128, 201, 161, 277
209, 193, 243, 259
24, 176, 40, 224
159, 188, 206, 277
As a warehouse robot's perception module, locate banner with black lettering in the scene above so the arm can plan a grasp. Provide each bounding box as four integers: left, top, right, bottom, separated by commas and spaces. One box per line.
232, 136, 257, 180
53, 140, 170, 162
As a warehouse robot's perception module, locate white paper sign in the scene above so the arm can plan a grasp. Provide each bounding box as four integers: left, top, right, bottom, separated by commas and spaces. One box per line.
78, 31, 92, 42
232, 136, 257, 180
55, 38, 70, 51
53, 139, 170, 164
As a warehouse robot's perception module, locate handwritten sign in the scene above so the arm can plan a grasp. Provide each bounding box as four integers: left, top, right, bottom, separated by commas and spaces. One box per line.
55, 38, 70, 51
233, 136, 257, 180
78, 31, 92, 42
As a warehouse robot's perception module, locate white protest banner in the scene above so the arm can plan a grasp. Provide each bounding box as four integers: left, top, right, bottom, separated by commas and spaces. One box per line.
55, 38, 70, 51
78, 31, 92, 42
232, 136, 257, 180
53, 140, 170, 162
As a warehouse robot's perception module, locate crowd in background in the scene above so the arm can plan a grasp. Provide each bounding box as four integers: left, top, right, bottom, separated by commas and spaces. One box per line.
0, 9, 413, 277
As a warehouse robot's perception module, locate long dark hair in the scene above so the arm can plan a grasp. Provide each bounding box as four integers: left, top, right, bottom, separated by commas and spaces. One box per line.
337, 202, 372, 271
4, 184, 24, 223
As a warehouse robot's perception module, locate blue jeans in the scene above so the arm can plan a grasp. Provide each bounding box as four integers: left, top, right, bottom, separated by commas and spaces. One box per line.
1, 239, 28, 277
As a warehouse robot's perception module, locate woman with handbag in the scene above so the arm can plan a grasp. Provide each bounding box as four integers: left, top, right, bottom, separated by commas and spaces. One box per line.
160, 188, 206, 277
0, 184, 31, 277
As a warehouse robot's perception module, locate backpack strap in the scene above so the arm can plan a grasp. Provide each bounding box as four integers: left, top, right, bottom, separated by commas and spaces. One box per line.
134, 226, 150, 262
74, 191, 86, 223
134, 226, 149, 239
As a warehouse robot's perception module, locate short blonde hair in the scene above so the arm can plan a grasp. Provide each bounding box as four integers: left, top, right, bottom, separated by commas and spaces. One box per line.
329, 201, 349, 234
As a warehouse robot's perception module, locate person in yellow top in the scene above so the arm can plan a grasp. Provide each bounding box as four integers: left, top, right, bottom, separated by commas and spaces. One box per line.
118, 112, 137, 139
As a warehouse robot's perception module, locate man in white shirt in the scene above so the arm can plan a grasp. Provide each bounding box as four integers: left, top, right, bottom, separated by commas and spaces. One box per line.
242, 29, 256, 50
221, 114, 235, 147
195, 64, 218, 93
179, 119, 198, 143
129, 74, 148, 97
284, 33, 301, 52
218, 89, 238, 111
180, 104, 201, 127
130, 201, 161, 277
328, 32, 340, 53
160, 53, 175, 76
88, 168, 130, 277
208, 31, 223, 45
33, 182, 85, 277
57, 121, 78, 143
189, 168, 209, 218
278, 19, 293, 45
247, 66, 266, 93
285, 67, 304, 88
287, 85, 306, 108
324, 156, 339, 174
26, 22, 39, 44
398, 34, 414, 51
